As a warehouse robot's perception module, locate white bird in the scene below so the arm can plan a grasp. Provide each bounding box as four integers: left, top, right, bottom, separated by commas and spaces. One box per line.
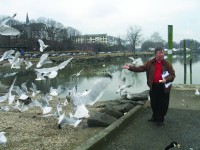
38, 39, 49, 52
13, 81, 28, 99
71, 68, 84, 78
35, 72, 46, 80
128, 57, 138, 65
0, 49, 15, 62
0, 106, 9, 112
116, 84, 131, 95
29, 82, 41, 97
50, 86, 62, 96
35, 57, 73, 79
43, 71, 58, 79
36, 53, 52, 68
8, 76, 17, 104
58, 113, 82, 129
42, 101, 62, 118
73, 104, 90, 119
70, 74, 112, 107
34, 93, 53, 115
195, 89, 200, 99
0, 132, 7, 147
24, 60, 33, 70
0, 13, 20, 36
117, 70, 131, 96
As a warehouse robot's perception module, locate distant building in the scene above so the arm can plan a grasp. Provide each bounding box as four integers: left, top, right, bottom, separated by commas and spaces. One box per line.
74, 34, 117, 45
12, 13, 48, 39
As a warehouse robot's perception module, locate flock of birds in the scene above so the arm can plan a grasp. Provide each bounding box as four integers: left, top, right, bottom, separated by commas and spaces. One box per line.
0, 13, 133, 147
1, 13, 197, 149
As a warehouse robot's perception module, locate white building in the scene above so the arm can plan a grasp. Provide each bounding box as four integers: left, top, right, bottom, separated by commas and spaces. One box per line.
74, 34, 117, 45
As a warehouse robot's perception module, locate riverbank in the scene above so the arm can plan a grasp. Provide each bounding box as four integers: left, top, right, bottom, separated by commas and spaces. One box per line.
0, 84, 199, 149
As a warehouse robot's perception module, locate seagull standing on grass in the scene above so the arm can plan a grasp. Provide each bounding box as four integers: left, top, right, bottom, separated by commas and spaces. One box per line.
58, 113, 82, 129
38, 39, 49, 52
0, 132, 7, 147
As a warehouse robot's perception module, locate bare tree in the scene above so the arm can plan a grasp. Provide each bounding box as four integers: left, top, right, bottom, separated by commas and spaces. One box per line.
126, 25, 143, 54
150, 32, 165, 48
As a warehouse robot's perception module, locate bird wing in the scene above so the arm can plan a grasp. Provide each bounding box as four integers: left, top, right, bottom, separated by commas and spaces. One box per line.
71, 76, 112, 106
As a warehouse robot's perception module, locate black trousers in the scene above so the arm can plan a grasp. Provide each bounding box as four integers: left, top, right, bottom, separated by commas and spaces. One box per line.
149, 83, 170, 122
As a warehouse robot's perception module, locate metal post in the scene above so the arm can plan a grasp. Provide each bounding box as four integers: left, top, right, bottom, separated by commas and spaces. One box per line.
183, 40, 187, 84
168, 25, 173, 64
190, 40, 193, 84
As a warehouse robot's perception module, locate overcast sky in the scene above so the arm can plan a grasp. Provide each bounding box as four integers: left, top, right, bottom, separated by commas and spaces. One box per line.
1, 0, 199, 43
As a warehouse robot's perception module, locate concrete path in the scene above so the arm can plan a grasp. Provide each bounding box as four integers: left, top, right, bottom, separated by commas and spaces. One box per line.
102, 89, 200, 150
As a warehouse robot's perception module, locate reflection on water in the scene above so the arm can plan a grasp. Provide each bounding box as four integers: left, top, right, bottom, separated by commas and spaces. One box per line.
0, 54, 200, 100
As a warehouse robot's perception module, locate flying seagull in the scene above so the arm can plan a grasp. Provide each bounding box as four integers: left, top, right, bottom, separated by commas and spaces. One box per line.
0, 13, 21, 36
70, 74, 112, 107
38, 39, 49, 52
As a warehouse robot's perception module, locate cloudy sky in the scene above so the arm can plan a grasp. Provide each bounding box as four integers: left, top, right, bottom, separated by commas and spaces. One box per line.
0, 0, 199, 42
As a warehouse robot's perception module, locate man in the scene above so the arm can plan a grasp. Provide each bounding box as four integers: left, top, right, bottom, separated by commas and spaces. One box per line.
123, 47, 175, 126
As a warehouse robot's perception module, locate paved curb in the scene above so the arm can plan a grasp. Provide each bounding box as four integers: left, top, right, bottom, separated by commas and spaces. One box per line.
75, 105, 145, 150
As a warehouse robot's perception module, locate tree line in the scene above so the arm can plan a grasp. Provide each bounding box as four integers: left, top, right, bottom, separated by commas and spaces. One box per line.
0, 15, 199, 53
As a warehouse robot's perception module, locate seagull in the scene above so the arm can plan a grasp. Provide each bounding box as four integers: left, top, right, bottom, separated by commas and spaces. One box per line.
73, 104, 90, 119
0, 106, 9, 112
35, 57, 73, 79
0, 132, 7, 147
35, 72, 46, 80
70, 74, 112, 107
8, 76, 17, 104
24, 60, 33, 70
58, 113, 82, 129
116, 69, 131, 95
164, 141, 180, 150
128, 57, 138, 65
50, 86, 62, 96
29, 82, 41, 97
195, 89, 200, 99
0, 49, 15, 62
34, 94, 53, 115
38, 39, 49, 52
12, 82, 28, 100
0, 13, 20, 36
42, 101, 62, 118
71, 68, 84, 78
36, 53, 52, 68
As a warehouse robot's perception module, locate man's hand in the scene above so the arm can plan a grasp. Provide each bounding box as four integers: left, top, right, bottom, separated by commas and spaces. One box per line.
159, 79, 166, 83
123, 64, 129, 69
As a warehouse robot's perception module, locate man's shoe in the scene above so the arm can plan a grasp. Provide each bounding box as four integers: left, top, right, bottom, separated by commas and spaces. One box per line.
156, 122, 164, 126
148, 118, 156, 122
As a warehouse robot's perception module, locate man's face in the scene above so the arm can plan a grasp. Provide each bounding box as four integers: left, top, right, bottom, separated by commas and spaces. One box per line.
155, 49, 164, 61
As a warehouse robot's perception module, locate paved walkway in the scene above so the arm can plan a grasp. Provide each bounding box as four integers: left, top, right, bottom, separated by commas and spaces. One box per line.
102, 89, 200, 150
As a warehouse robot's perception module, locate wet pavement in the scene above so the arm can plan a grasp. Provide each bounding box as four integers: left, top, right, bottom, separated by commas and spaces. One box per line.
103, 108, 200, 150
102, 89, 200, 150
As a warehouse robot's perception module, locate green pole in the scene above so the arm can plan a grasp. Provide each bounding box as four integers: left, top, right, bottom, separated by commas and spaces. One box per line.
183, 40, 187, 84
190, 40, 193, 84
168, 25, 173, 64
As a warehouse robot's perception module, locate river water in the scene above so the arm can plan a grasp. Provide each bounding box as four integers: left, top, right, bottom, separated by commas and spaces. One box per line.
0, 53, 200, 100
